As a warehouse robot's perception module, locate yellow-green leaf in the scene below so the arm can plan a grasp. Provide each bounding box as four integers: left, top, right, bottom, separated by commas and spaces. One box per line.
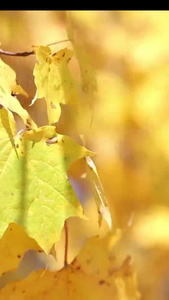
0, 116, 93, 253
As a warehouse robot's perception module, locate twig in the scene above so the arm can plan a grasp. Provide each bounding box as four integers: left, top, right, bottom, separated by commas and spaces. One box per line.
64, 220, 69, 268
0, 49, 34, 57
47, 39, 70, 47
0, 39, 70, 57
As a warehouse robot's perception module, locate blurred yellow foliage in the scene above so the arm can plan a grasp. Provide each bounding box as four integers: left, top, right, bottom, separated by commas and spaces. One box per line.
133, 205, 169, 248
0, 10, 169, 300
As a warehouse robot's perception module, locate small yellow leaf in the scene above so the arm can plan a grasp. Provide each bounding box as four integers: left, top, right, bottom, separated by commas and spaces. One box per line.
85, 156, 112, 230
33, 46, 78, 124
0, 107, 16, 142
0, 58, 36, 130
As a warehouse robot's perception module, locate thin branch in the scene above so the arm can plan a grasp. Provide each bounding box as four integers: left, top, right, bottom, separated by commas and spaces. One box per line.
47, 39, 70, 47
0, 39, 70, 57
0, 49, 34, 57
64, 220, 69, 268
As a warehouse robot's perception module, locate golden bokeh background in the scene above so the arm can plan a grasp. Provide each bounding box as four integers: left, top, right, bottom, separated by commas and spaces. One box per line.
1, 10, 169, 299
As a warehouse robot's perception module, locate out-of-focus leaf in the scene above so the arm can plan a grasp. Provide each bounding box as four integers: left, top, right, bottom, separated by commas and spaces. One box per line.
67, 12, 97, 137
67, 12, 97, 96
132, 205, 169, 248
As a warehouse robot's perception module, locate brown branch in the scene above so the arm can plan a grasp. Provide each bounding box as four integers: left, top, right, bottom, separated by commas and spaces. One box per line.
64, 220, 69, 268
0, 39, 70, 57
47, 39, 70, 47
0, 49, 34, 57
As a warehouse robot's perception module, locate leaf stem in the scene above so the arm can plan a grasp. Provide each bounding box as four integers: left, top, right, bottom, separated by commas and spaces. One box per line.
46, 39, 70, 47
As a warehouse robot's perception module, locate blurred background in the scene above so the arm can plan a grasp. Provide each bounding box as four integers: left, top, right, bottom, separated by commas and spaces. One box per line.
1, 10, 169, 299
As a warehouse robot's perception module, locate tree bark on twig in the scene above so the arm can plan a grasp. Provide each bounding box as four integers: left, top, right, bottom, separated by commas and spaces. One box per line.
0, 39, 70, 57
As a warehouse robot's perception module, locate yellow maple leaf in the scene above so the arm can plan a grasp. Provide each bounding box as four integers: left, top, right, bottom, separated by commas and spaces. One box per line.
0, 233, 141, 300
0, 223, 41, 277
0, 58, 37, 130
32, 46, 78, 124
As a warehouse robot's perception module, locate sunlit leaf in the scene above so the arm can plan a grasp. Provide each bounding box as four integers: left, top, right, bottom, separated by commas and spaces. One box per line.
0, 58, 36, 130
0, 223, 41, 277
85, 156, 112, 229
0, 234, 141, 300
33, 46, 78, 124
0, 223, 59, 290
0, 108, 93, 253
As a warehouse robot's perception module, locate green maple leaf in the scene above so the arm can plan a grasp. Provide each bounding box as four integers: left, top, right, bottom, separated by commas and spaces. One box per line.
0, 108, 93, 253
